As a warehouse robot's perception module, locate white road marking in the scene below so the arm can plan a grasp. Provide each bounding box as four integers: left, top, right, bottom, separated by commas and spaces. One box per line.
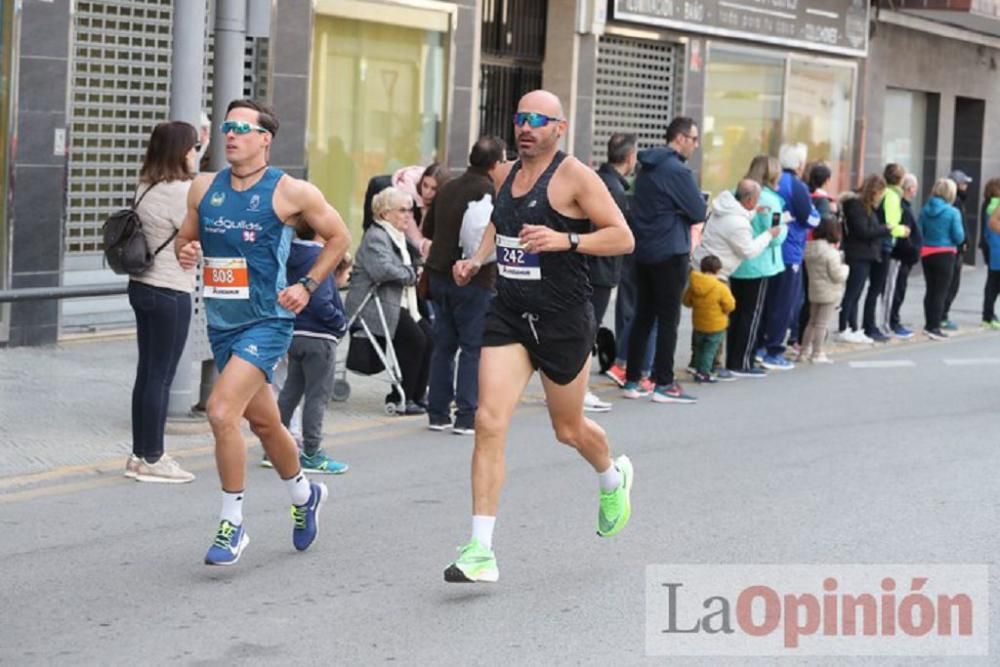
848, 360, 916, 369
943, 358, 1000, 366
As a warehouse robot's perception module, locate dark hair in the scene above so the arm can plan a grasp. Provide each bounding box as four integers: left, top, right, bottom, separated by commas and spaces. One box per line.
665, 116, 697, 144
860, 174, 887, 214
983, 177, 1000, 202
139, 121, 198, 183
607, 133, 637, 165
807, 162, 832, 192
226, 98, 279, 136
883, 163, 905, 187
813, 215, 843, 244
418, 162, 450, 197
469, 136, 506, 169
699, 255, 722, 274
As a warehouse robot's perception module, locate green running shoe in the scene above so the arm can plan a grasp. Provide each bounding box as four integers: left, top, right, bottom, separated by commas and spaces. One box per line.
597, 454, 633, 538
443, 538, 499, 583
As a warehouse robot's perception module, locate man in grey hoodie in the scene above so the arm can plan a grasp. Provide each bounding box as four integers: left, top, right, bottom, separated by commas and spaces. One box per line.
694, 179, 780, 280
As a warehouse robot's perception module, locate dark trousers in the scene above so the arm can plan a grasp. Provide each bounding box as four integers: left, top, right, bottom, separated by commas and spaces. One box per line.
278, 336, 337, 456
392, 308, 432, 404
727, 276, 768, 371
839, 259, 873, 332
427, 275, 493, 426
626, 253, 688, 386
922, 253, 955, 331
591, 285, 613, 328
889, 262, 914, 329
128, 281, 191, 462
863, 249, 891, 334
793, 262, 811, 345
761, 264, 802, 356
984, 268, 1000, 322
942, 252, 964, 321
614, 254, 656, 373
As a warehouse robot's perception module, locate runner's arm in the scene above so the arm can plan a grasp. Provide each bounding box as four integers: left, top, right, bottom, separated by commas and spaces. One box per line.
278, 180, 352, 313
175, 174, 212, 269
517, 162, 633, 256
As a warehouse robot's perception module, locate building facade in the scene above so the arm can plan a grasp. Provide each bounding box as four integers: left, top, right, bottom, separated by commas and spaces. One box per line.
2, 0, 999, 346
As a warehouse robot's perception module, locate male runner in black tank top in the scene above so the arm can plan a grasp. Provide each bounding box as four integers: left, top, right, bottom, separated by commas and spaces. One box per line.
443, 90, 635, 583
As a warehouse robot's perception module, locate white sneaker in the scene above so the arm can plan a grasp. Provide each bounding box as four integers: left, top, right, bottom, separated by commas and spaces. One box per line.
810, 354, 833, 364
134, 454, 196, 484
583, 391, 612, 413
124, 454, 140, 479
856, 330, 874, 344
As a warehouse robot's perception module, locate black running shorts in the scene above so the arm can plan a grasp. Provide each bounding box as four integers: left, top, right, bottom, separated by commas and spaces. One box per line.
482, 299, 596, 385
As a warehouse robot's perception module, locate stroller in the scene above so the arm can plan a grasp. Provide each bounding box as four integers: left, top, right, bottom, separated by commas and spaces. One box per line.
333, 283, 408, 415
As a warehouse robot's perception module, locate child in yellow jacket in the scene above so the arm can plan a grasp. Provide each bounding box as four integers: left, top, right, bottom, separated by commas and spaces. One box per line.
683, 255, 736, 383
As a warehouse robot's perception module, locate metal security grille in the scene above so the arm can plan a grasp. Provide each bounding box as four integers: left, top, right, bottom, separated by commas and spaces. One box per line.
479, 62, 542, 153
67, 1, 269, 255
67, 1, 174, 254
481, 0, 546, 59
592, 36, 683, 164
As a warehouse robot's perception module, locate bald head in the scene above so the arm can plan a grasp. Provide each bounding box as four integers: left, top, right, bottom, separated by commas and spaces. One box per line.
735, 179, 761, 210
518, 90, 564, 118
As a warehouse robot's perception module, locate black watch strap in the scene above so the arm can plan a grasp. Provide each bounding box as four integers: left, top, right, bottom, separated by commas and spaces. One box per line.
298, 276, 319, 293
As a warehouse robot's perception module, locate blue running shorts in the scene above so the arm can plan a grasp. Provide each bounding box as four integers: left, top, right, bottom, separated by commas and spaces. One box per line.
209, 318, 294, 384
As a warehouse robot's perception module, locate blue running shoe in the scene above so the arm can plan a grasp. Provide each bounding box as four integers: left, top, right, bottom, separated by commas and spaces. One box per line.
204, 520, 249, 566
300, 450, 348, 475
892, 325, 914, 339
760, 355, 794, 371
291, 481, 328, 552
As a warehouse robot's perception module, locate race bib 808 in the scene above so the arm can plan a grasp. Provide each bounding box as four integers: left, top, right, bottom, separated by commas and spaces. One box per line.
203, 257, 250, 299
496, 234, 541, 281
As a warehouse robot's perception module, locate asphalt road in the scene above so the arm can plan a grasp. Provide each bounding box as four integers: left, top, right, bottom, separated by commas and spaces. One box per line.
2, 331, 1000, 665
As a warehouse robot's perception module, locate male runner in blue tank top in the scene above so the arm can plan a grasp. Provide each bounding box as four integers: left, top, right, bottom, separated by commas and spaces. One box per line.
176, 99, 350, 566
444, 90, 635, 583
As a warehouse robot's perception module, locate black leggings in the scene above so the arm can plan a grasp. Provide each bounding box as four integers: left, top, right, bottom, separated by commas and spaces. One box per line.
922, 253, 955, 331
726, 277, 767, 372
128, 281, 191, 461
839, 259, 872, 332
392, 308, 432, 403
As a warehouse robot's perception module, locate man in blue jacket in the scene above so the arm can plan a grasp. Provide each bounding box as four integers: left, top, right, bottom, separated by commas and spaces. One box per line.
761, 143, 818, 369
622, 116, 706, 404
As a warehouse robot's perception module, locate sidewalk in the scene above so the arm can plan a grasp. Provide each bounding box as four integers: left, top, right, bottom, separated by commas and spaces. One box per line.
0, 263, 993, 479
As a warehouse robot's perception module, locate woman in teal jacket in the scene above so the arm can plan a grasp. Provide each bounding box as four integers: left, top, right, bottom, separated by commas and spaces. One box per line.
727, 155, 788, 375
919, 177, 966, 339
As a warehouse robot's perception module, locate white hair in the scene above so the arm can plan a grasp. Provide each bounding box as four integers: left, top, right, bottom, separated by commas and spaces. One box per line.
779, 143, 808, 171
901, 173, 918, 192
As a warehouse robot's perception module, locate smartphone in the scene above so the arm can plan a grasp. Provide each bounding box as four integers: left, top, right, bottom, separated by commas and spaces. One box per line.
771, 212, 782, 228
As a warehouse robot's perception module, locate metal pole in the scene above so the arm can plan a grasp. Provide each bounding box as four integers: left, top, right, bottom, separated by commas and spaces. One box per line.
166, 0, 209, 420
209, 0, 248, 171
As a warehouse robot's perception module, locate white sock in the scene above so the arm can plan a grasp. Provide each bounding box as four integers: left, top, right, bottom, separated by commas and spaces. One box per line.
471, 515, 496, 550
285, 470, 312, 506
220, 490, 245, 526
598, 462, 622, 492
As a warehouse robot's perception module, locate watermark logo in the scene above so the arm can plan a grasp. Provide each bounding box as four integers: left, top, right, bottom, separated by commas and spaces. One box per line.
646, 565, 988, 656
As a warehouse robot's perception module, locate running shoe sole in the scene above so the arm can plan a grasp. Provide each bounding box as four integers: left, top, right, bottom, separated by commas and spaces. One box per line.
427, 423, 451, 432
134, 472, 195, 484
651, 393, 696, 404
443, 561, 499, 583
584, 404, 613, 413
301, 464, 349, 475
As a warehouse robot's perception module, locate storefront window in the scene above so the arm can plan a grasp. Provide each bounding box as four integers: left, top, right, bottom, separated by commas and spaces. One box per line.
308, 14, 447, 242
882, 88, 927, 189
702, 46, 784, 199
703, 45, 855, 199
784, 58, 855, 196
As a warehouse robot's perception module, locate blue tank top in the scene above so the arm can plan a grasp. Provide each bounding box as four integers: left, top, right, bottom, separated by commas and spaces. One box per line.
198, 167, 294, 330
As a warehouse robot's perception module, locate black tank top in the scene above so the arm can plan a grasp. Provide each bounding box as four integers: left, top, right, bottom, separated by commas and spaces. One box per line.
492, 151, 592, 315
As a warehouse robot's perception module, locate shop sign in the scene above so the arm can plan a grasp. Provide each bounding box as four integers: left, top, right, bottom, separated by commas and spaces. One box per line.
612, 0, 869, 57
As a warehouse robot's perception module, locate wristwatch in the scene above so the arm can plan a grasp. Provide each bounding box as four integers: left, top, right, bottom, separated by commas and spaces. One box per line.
298, 276, 319, 294
568, 232, 580, 252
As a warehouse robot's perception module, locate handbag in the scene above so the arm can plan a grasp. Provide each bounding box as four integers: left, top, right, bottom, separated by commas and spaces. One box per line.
346, 331, 386, 375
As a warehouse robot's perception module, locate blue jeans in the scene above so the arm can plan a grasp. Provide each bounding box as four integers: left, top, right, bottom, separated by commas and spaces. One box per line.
614, 254, 656, 374
128, 280, 191, 461
427, 274, 493, 427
